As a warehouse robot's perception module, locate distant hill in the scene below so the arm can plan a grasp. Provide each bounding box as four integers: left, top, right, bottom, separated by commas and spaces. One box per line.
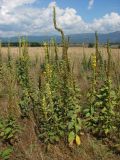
0, 31, 120, 44
69, 31, 120, 43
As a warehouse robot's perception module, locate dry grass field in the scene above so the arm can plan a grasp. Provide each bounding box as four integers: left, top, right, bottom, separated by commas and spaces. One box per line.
1, 46, 120, 64
2, 46, 120, 75
0, 44, 120, 160
1, 46, 120, 56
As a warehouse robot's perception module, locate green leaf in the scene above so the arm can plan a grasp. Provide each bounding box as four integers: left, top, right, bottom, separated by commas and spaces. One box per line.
0, 123, 4, 129
0, 131, 4, 137
5, 127, 12, 135
1, 148, 13, 160
68, 122, 74, 130
105, 128, 109, 135
96, 94, 102, 98
95, 101, 102, 106
101, 108, 106, 113
83, 109, 90, 113
68, 131, 75, 143
7, 133, 14, 139
85, 112, 91, 117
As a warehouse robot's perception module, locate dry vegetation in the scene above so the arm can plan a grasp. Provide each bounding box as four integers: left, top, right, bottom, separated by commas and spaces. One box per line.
0, 7, 120, 160
1, 46, 120, 58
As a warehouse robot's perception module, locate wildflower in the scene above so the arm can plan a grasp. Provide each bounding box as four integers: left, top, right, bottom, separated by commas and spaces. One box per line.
92, 53, 96, 69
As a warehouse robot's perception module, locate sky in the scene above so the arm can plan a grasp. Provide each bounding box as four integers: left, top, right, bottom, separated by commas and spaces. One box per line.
0, 0, 120, 37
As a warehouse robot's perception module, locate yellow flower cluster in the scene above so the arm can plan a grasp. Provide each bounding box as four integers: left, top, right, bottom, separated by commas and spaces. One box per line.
42, 96, 46, 107
46, 83, 52, 96
92, 53, 96, 69
46, 64, 52, 78
42, 96, 47, 119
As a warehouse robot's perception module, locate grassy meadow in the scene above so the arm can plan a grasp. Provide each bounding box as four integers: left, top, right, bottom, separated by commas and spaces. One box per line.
0, 42, 120, 160
0, 7, 120, 160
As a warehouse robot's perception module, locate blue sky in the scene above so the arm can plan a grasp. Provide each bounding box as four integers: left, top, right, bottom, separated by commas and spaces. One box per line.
0, 0, 120, 37
33, 0, 120, 21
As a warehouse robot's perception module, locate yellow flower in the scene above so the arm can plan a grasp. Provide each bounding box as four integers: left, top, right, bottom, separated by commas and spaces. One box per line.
92, 53, 96, 69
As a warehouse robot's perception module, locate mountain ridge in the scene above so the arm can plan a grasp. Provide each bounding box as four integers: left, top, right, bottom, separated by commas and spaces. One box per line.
0, 31, 120, 43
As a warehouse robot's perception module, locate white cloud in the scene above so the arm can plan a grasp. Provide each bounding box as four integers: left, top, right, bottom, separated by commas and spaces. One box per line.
88, 0, 94, 10
0, 0, 36, 10
48, 1, 56, 7
0, 0, 36, 24
0, 1, 120, 37
90, 12, 120, 32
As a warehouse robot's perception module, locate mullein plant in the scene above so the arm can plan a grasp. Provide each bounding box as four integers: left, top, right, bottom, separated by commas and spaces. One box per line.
16, 39, 31, 118
53, 7, 81, 145
81, 51, 88, 71
0, 42, 3, 99
92, 43, 117, 136
95, 32, 104, 80
0, 44, 20, 118
81, 42, 92, 72
109, 44, 120, 90
38, 43, 64, 144
61, 69, 81, 146
115, 44, 120, 128
0, 42, 2, 68
83, 53, 98, 131
115, 87, 120, 139
53, 6, 70, 71
84, 42, 117, 138
35, 37, 81, 146
7, 43, 12, 68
